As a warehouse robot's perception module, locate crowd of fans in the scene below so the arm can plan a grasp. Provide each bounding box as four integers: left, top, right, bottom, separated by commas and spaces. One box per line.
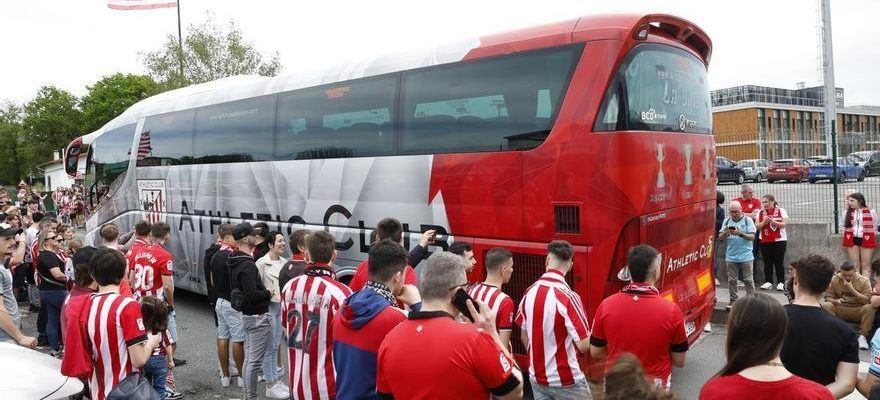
1, 182, 89, 227
0, 189, 878, 399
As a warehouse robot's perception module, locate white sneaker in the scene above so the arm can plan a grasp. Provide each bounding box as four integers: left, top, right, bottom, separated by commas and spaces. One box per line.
237, 376, 244, 388
220, 376, 230, 388
703, 323, 712, 333
760, 282, 772, 290
258, 375, 266, 383
714, 278, 720, 286
860, 335, 870, 350
266, 382, 290, 399
776, 283, 784, 291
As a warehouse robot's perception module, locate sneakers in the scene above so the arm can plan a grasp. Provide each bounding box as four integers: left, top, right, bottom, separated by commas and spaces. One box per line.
220, 376, 230, 388
860, 335, 870, 350
258, 375, 266, 383
173, 357, 187, 367
237, 376, 244, 388
165, 389, 184, 400
776, 283, 784, 292
714, 278, 720, 286
703, 323, 712, 333
266, 382, 290, 399
760, 282, 773, 290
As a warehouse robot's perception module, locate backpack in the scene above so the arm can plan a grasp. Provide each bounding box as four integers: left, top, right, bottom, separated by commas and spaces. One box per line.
60, 294, 93, 379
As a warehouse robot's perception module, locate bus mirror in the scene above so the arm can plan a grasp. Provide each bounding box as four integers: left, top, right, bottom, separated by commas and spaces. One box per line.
64, 138, 83, 177
633, 24, 649, 40
617, 266, 632, 281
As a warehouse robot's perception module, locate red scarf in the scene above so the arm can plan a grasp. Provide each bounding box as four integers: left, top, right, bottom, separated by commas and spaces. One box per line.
844, 208, 876, 248
760, 207, 783, 243
622, 282, 660, 296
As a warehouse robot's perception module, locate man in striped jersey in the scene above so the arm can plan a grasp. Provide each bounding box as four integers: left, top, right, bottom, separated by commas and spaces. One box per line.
86, 247, 161, 400
468, 247, 515, 350
516, 240, 591, 399
281, 230, 352, 400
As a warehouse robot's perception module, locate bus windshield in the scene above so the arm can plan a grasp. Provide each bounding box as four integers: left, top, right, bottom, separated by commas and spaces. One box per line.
595, 44, 711, 134
85, 124, 135, 206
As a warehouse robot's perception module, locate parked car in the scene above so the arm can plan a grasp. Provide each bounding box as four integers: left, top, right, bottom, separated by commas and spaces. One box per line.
716, 156, 746, 184
808, 157, 866, 183
849, 151, 874, 166
864, 150, 880, 176
737, 159, 770, 182
768, 159, 811, 183
0, 342, 84, 399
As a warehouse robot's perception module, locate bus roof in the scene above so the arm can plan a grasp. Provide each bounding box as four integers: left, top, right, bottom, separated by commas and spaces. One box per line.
84, 13, 710, 142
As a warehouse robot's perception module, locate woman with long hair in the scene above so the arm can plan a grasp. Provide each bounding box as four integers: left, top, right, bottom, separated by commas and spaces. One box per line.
843, 192, 877, 277
35, 229, 68, 354
755, 194, 788, 291
700, 294, 832, 399
255, 231, 289, 398
604, 353, 677, 400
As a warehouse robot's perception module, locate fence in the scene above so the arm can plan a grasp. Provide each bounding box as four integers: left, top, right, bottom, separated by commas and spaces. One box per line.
715, 132, 880, 227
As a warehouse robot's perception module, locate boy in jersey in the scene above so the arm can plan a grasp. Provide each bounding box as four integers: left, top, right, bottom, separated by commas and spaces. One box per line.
281, 230, 352, 400
468, 247, 515, 350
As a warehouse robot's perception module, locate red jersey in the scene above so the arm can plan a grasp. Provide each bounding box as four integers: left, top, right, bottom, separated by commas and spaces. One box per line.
130, 244, 173, 301
281, 265, 352, 400
515, 269, 590, 387
734, 196, 763, 216
590, 287, 688, 386
86, 293, 148, 400
376, 311, 519, 399
468, 283, 515, 332
348, 259, 417, 292
699, 373, 834, 400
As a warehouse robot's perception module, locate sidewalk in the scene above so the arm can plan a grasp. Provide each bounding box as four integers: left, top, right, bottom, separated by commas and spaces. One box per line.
712, 285, 870, 400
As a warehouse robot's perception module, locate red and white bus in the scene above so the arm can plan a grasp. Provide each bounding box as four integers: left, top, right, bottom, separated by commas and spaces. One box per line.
66, 13, 715, 372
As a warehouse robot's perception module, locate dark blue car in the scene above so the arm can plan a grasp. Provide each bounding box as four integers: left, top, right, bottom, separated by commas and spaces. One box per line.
808, 157, 866, 183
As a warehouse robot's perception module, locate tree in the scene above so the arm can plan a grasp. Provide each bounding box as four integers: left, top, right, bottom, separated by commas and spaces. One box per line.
80, 73, 159, 133
0, 102, 25, 185
20, 86, 83, 176
141, 13, 282, 89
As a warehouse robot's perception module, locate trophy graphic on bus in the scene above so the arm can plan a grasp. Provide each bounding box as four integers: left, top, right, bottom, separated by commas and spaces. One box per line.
683, 143, 693, 186
656, 143, 666, 189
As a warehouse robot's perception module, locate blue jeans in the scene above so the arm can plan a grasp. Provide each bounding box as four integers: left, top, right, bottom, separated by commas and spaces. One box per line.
530, 377, 592, 400
39, 289, 66, 351
260, 302, 282, 382
144, 354, 168, 396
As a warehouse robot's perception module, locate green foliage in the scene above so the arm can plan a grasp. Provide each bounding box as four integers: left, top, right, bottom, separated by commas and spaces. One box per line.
19, 86, 83, 177
141, 13, 282, 90
0, 102, 24, 185
80, 73, 159, 134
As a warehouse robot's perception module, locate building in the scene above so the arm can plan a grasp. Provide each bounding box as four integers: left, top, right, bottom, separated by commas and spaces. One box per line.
38, 151, 74, 192
712, 85, 880, 161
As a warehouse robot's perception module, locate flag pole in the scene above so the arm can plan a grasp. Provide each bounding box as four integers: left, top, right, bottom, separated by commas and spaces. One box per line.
176, 0, 184, 80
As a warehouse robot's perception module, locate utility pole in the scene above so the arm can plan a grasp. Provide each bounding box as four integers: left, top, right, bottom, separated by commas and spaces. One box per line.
820, 0, 840, 232
177, 0, 184, 80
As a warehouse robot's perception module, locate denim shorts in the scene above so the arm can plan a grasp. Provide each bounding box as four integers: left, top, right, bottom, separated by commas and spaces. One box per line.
216, 298, 246, 342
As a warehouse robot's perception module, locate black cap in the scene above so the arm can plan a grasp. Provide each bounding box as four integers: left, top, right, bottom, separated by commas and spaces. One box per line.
73, 246, 97, 266
232, 222, 254, 241
0, 223, 23, 237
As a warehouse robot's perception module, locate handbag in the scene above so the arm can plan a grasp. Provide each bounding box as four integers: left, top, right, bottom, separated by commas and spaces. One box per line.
105, 372, 163, 400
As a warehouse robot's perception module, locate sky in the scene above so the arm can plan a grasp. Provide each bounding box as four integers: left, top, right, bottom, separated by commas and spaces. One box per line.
1, 0, 878, 107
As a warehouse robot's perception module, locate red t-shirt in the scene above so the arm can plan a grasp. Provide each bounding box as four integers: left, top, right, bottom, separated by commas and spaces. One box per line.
130, 244, 173, 301
590, 291, 688, 385
735, 197, 763, 216
86, 293, 148, 400
348, 259, 417, 292
700, 373, 834, 400
377, 312, 519, 399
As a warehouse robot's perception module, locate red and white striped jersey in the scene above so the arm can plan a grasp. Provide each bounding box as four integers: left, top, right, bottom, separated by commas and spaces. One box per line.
86, 292, 148, 400
515, 269, 590, 387
130, 244, 173, 301
468, 283, 515, 331
281, 265, 352, 400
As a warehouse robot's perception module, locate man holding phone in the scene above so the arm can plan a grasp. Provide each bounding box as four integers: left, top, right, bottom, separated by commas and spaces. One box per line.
719, 201, 757, 309
823, 261, 873, 350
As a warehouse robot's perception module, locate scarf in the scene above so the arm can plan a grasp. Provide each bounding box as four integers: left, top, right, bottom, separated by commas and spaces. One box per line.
844, 208, 876, 248
760, 207, 783, 243
304, 263, 336, 280
622, 282, 660, 297
365, 280, 397, 306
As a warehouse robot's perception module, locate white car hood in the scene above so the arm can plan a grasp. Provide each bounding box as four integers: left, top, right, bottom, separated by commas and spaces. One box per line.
0, 342, 84, 399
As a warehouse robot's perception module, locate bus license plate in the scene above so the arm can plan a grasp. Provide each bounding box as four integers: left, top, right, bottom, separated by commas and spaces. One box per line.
685, 321, 697, 337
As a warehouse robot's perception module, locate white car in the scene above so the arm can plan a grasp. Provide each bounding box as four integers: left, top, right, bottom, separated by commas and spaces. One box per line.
0, 342, 84, 399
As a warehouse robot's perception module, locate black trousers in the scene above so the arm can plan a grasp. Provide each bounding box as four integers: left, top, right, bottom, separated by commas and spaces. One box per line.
761, 241, 787, 285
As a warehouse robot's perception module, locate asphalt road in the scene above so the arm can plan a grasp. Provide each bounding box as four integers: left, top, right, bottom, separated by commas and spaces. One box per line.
18, 287, 873, 400
717, 175, 880, 223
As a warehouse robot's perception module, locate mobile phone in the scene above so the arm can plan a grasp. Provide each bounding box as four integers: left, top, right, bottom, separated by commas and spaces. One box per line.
451, 287, 475, 322
728, 226, 737, 231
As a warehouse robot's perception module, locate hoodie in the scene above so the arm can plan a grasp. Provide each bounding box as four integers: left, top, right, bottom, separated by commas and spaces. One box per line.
332, 287, 408, 400
227, 250, 270, 315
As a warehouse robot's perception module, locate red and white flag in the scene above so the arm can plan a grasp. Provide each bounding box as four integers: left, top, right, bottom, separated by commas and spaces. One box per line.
137, 130, 152, 160
148, 191, 164, 224
107, 0, 177, 11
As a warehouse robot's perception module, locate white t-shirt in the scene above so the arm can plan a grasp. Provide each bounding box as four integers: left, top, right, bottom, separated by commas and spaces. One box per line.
256, 254, 287, 303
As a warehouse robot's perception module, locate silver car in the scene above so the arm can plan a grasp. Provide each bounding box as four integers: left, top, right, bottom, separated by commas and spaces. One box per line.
0, 343, 84, 399
737, 159, 770, 182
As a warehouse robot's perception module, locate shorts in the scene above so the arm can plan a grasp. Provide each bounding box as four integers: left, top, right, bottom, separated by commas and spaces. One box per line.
216, 298, 245, 342
854, 237, 863, 247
